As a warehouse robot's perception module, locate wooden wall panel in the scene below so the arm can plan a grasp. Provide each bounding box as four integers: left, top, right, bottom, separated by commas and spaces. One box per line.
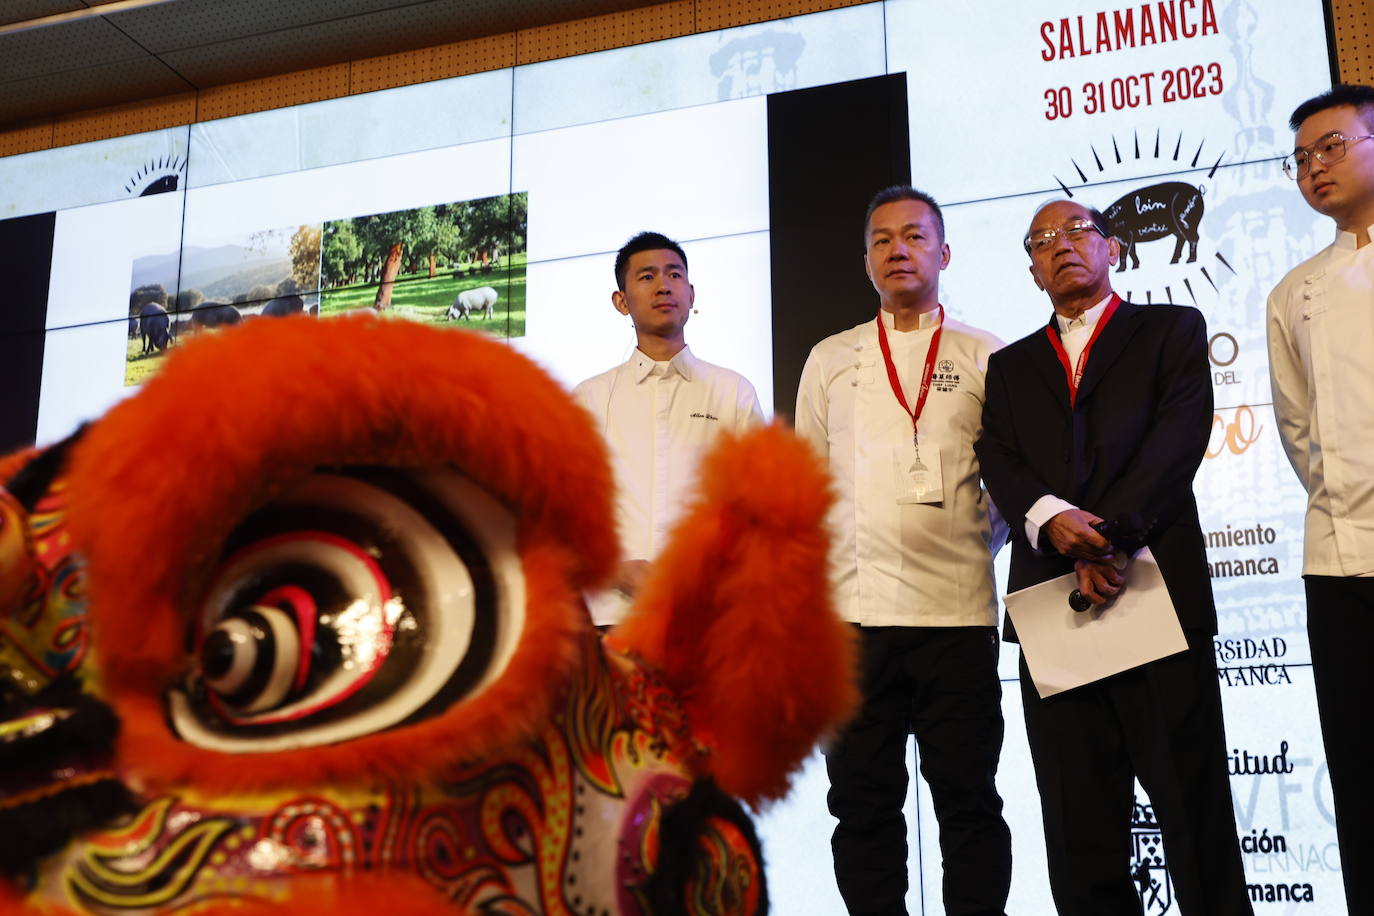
197, 63, 349, 122
51, 92, 196, 147
352, 33, 517, 96
0, 122, 55, 157
516, 0, 695, 66
695, 0, 863, 33
1332, 0, 1374, 86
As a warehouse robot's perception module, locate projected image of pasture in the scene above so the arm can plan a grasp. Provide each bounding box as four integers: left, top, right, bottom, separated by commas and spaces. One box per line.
319, 192, 528, 338
124, 223, 322, 385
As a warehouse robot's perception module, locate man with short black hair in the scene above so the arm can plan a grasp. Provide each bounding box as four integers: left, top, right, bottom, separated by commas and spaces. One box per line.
795, 186, 1011, 916
977, 198, 1251, 915
1267, 83, 1374, 913
573, 231, 763, 626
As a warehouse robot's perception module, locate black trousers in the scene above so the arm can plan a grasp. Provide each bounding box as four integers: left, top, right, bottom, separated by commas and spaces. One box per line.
1018, 630, 1252, 915
825, 625, 1011, 916
1304, 575, 1373, 916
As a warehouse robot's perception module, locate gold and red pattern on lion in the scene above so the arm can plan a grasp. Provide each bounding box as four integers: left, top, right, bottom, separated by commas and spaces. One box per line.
0, 316, 856, 915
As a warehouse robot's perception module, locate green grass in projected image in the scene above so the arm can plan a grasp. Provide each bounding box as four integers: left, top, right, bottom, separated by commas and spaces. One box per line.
319, 253, 527, 337
317, 191, 528, 337
125, 338, 165, 386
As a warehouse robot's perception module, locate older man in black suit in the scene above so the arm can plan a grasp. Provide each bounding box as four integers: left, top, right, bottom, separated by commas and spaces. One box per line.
974, 199, 1251, 915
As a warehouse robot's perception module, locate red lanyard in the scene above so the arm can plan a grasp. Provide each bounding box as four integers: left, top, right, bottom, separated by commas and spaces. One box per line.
875, 305, 943, 446
1044, 294, 1120, 406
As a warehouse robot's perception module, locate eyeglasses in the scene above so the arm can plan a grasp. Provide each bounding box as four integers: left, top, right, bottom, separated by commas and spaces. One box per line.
1282, 131, 1374, 180
1023, 219, 1106, 254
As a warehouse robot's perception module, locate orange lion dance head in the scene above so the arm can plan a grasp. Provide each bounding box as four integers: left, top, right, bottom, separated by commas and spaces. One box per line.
0, 316, 855, 916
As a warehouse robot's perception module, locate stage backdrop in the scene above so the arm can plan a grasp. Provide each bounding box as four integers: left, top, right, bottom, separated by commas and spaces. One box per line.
0, 1, 1341, 912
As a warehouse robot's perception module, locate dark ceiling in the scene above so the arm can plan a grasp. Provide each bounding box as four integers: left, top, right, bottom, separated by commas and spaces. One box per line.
0, 0, 665, 131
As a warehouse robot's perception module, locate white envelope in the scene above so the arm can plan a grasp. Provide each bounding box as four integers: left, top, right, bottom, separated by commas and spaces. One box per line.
1004, 547, 1189, 698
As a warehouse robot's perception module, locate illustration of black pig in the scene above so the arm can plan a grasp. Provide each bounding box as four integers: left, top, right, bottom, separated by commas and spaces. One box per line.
1102, 181, 1204, 271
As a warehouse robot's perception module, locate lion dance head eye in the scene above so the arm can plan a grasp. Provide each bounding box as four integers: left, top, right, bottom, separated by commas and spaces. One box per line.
167, 469, 525, 753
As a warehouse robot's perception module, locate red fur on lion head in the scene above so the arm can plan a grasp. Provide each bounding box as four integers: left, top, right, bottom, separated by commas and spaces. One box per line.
63, 316, 618, 791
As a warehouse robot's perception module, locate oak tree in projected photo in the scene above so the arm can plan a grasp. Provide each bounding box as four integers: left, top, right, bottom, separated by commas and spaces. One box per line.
319, 192, 528, 337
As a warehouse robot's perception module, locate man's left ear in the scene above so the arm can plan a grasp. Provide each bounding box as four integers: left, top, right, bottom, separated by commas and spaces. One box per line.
940, 242, 951, 270
1107, 236, 1121, 267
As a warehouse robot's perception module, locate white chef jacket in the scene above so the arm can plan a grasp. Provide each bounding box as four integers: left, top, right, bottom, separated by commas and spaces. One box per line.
1268, 224, 1374, 577
573, 345, 764, 624
794, 308, 1004, 626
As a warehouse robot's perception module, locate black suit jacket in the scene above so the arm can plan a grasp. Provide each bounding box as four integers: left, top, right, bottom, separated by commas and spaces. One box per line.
975, 301, 1216, 641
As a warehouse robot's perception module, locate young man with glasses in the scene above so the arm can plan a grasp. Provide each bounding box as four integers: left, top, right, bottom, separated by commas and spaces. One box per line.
1267, 84, 1374, 914
976, 199, 1252, 915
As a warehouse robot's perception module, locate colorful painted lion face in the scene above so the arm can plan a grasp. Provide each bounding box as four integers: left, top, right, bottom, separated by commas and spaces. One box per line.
0, 317, 855, 916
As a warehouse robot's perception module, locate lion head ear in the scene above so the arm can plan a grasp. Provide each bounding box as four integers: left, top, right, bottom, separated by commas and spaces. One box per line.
609, 425, 857, 807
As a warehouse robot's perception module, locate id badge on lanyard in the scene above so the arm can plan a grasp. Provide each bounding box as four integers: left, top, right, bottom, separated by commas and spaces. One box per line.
877, 307, 945, 505
894, 433, 944, 504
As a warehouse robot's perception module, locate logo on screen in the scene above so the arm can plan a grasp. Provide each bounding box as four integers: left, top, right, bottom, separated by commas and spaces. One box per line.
710, 29, 804, 100
1131, 795, 1175, 913
1049, 129, 1236, 308
1102, 182, 1203, 270
124, 156, 185, 197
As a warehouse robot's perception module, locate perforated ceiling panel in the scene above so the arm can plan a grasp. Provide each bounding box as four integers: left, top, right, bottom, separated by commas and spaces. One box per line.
9, 57, 191, 118
0, 0, 671, 130
0, 2, 85, 28
110, 0, 417, 49
0, 16, 148, 82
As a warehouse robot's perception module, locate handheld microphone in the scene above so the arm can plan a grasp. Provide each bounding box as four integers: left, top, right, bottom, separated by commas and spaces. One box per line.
1068, 519, 1117, 612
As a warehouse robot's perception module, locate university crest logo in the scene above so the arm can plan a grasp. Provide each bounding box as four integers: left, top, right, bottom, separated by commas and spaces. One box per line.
1131, 795, 1174, 913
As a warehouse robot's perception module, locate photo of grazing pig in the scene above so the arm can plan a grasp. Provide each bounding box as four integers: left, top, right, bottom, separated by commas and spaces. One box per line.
1102, 181, 1205, 271
189, 302, 242, 331
448, 285, 499, 321
138, 303, 171, 354
261, 293, 305, 318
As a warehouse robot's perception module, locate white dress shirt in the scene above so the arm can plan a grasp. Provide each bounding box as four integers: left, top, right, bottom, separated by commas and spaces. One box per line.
1268, 224, 1374, 577
794, 308, 1005, 627
573, 345, 765, 623
1024, 293, 1114, 549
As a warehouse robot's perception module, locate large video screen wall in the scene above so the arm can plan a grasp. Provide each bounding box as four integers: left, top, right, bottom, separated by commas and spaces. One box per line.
0, 1, 1340, 912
